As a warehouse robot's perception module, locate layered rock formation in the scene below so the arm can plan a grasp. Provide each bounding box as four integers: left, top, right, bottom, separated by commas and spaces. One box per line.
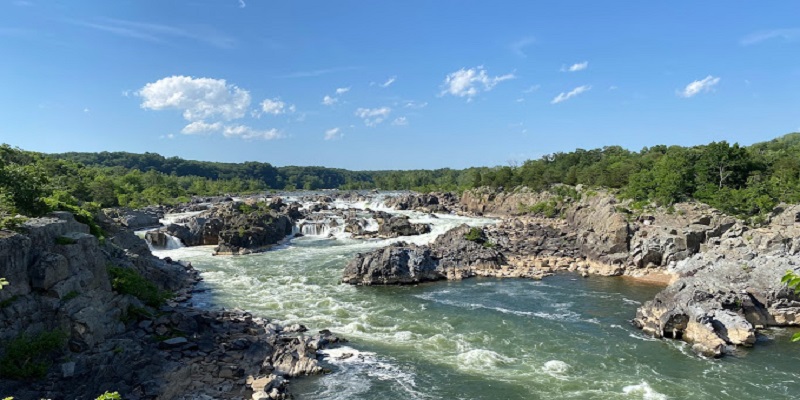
0, 211, 343, 399
384, 192, 459, 213
367, 187, 800, 356
342, 224, 506, 285
633, 205, 800, 357
151, 198, 299, 255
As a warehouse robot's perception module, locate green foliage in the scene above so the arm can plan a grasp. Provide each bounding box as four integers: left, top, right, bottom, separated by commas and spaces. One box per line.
0, 330, 67, 380
121, 305, 155, 324
781, 270, 800, 342
526, 200, 560, 218
464, 227, 483, 242
4, 132, 800, 223
95, 391, 122, 400
108, 266, 171, 308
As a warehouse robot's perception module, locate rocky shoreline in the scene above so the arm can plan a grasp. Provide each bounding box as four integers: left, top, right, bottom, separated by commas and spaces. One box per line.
4, 186, 800, 398
0, 210, 345, 399
342, 187, 800, 357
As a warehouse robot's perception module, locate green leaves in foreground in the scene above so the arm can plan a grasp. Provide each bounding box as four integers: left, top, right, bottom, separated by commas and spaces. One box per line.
781, 270, 800, 342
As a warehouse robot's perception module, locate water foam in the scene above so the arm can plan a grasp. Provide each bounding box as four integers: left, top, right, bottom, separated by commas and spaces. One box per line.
456, 349, 515, 371
622, 381, 668, 400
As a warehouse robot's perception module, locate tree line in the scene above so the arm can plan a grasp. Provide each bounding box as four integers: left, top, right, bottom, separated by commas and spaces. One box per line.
2, 132, 799, 228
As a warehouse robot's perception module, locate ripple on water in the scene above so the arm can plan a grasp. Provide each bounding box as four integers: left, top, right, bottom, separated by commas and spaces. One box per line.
456, 349, 515, 372
621, 381, 668, 400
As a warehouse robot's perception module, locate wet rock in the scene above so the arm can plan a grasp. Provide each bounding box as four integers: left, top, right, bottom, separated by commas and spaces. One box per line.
343, 225, 506, 285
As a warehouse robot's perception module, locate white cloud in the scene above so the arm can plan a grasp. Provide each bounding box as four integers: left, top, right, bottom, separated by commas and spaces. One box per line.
355, 107, 391, 127
381, 76, 396, 88
138, 75, 251, 121
324, 127, 342, 140
138, 75, 283, 140
679, 75, 720, 98
551, 85, 591, 104
741, 28, 800, 45
70, 18, 236, 49
259, 98, 290, 115
510, 37, 536, 58
404, 101, 428, 109
83, 108, 90, 113
336, 87, 350, 94
562, 61, 588, 72
392, 117, 408, 126
222, 124, 282, 140
322, 95, 338, 106
238, 0, 246, 8
523, 84, 541, 93
441, 66, 515, 99
181, 121, 223, 135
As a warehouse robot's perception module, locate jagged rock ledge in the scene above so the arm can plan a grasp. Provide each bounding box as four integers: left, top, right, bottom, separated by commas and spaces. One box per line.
0, 211, 345, 399
355, 188, 800, 357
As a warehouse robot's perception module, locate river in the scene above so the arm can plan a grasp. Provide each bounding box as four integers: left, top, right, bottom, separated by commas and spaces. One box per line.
151, 198, 800, 399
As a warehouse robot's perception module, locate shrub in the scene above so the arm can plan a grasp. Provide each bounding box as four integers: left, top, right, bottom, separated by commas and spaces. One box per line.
528, 201, 560, 218
0, 330, 67, 380
464, 227, 483, 242
108, 266, 171, 308
95, 391, 122, 400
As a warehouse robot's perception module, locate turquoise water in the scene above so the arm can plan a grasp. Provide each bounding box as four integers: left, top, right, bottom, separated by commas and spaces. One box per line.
154, 211, 800, 399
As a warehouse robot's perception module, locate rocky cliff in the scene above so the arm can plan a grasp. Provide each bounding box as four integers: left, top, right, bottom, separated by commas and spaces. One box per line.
633, 205, 800, 357
367, 187, 800, 356
0, 211, 343, 399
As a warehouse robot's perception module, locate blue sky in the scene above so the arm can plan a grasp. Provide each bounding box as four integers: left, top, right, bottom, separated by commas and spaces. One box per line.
1, 1, 799, 170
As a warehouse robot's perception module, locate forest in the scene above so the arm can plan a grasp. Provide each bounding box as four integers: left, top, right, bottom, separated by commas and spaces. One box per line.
2, 132, 800, 229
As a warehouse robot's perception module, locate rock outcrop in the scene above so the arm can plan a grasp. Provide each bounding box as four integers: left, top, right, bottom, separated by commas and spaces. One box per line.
151, 199, 299, 255
374, 212, 431, 238
376, 187, 800, 356
384, 192, 458, 213
633, 205, 800, 357
342, 225, 506, 285
0, 211, 344, 399
104, 207, 163, 230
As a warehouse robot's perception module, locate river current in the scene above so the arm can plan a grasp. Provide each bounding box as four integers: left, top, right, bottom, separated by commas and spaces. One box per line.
151, 197, 800, 399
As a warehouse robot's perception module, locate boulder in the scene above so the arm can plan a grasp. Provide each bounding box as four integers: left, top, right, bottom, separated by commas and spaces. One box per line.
343, 225, 506, 285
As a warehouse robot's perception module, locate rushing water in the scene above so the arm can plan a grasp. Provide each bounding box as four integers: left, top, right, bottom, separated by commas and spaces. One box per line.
153, 203, 800, 400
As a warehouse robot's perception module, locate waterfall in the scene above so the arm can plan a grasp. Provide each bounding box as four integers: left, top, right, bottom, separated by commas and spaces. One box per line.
164, 234, 184, 249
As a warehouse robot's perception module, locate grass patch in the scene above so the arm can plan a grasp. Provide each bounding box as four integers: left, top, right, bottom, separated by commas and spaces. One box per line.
0, 330, 67, 380
108, 266, 171, 308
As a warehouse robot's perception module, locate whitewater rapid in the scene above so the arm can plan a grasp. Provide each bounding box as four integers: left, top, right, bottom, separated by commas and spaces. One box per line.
146, 195, 800, 400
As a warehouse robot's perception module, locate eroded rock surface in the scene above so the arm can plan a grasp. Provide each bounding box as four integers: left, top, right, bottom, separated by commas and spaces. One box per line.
342, 224, 506, 285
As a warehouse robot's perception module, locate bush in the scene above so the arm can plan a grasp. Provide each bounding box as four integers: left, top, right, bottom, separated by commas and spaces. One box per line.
95, 391, 122, 400
464, 227, 483, 242
527, 200, 560, 218
0, 330, 67, 380
108, 266, 171, 308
